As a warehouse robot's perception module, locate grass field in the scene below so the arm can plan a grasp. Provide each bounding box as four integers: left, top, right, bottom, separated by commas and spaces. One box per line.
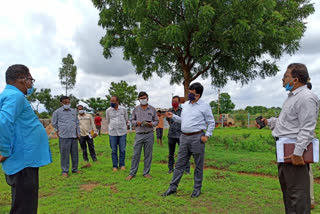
1, 127, 320, 213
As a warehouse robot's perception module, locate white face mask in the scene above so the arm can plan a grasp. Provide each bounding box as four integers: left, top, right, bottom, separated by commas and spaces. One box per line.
79, 110, 84, 114
139, 99, 148, 105
63, 104, 71, 110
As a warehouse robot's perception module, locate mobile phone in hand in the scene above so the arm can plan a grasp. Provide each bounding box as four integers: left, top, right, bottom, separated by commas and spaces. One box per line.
256, 116, 265, 129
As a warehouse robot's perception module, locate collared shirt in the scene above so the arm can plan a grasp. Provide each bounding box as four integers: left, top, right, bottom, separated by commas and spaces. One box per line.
78, 113, 97, 136
172, 99, 215, 137
167, 107, 182, 138
106, 105, 128, 136
52, 106, 80, 138
131, 104, 159, 134
267, 85, 319, 156
0, 85, 52, 175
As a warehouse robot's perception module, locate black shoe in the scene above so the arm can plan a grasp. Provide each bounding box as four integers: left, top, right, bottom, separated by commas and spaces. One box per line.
161, 189, 177, 197
168, 169, 174, 174
191, 190, 201, 198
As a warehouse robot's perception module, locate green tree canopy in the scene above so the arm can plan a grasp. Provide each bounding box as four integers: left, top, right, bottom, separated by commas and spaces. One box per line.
93, 0, 314, 98
82, 97, 109, 113
210, 92, 235, 114
59, 53, 77, 96
106, 80, 138, 112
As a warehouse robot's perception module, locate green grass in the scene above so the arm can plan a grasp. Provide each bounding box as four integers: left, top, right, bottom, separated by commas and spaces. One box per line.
1, 128, 320, 213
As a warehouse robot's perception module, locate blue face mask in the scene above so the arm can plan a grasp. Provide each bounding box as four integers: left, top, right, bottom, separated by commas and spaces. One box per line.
284, 83, 294, 91
26, 85, 34, 96
110, 103, 117, 108
188, 93, 196, 101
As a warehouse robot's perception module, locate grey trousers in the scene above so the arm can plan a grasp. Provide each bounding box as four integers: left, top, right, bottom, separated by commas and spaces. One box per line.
278, 163, 311, 214
169, 132, 205, 191
59, 138, 79, 174
129, 132, 154, 176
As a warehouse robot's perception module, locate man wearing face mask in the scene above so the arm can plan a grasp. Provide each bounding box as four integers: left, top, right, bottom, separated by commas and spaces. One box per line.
166, 96, 190, 174
0, 64, 52, 214
126, 91, 159, 180
256, 63, 319, 213
106, 96, 128, 171
162, 82, 215, 198
77, 105, 98, 167
52, 96, 81, 177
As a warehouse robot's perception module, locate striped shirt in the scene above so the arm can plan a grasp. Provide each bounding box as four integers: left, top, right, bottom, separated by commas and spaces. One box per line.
131, 104, 159, 133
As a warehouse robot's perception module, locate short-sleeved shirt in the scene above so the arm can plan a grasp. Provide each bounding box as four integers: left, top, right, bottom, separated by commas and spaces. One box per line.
156, 115, 164, 129
94, 116, 102, 126
106, 106, 128, 136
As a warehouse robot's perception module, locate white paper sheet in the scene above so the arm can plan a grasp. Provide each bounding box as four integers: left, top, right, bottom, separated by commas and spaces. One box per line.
276, 138, 319, 163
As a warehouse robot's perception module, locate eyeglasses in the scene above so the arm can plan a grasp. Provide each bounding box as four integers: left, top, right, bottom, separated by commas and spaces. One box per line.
25, 77, 35, 83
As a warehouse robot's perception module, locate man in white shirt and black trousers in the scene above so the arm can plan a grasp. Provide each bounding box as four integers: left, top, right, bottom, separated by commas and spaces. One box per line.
257, 63, 319, 213
162, 82, 215, 198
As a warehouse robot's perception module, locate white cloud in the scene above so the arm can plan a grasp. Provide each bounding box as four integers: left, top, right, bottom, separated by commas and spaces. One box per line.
1, 0, 319, 111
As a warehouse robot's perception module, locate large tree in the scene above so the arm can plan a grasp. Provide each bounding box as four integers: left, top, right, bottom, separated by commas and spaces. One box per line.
59, 53, 77, 96
82, 97, 109, 113
210, 92, 235, 114
93, 0, 314, 98
106, 80, 138, 112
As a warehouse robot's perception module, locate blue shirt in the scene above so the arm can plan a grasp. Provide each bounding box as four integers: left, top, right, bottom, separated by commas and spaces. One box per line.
173, 99, 215, 137
0, 85, 52, 175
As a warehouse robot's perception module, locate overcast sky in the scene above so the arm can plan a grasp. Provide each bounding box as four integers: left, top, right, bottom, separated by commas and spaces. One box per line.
1, 0, 319, 111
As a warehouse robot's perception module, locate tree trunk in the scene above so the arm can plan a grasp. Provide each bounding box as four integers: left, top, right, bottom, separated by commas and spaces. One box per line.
182, 66, 191, 102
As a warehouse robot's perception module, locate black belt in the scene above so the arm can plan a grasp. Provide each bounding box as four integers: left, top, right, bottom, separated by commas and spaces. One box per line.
182, 130, 203, 136
274, 137, 279, 141
137, 131, 153, 135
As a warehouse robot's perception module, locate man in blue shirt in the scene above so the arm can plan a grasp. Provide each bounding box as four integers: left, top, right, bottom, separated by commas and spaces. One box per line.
162, 82, 215, 198
0, 64, 52, 214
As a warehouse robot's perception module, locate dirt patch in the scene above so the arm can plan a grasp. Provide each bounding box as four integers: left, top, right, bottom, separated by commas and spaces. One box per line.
46, 124, 58, 139
80, 182, 100, 191
109, 185, 118, 193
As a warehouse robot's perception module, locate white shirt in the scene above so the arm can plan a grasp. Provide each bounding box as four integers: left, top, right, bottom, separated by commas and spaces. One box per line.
173, 99, 215, 137
267, 85, 319, 156
106, 105, 128, 136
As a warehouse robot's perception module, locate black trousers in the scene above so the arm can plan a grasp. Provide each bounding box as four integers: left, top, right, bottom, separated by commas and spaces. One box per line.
168, 137, 190, 172
79, 136, 97, 161
278, 163, 311, 214
5, 167, 39, 214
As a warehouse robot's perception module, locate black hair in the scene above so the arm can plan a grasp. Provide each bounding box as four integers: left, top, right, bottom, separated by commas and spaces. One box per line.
157, 110, 162, 113
5, 64, 30, 84
172, 95, 180, 101
77, 105, 83, 109
307, 82, 312, 90
111, 95, 119, 102
287, 63, 309, 84
189, 82, 204, 97
138, 91, 148, 98
60, 96, 70, 102
96, 113, 100, 116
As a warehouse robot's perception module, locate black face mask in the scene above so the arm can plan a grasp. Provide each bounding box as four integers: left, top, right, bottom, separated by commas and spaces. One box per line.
188, 93, 196, 101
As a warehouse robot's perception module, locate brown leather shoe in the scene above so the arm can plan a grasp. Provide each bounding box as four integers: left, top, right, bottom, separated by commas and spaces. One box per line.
81, 163, 92, 168
143, 174, 152, 179
62, 173, 68, 177
311, 204, 315, 209
113, 168, 118, 172
120, 166, 126, 171
126, 175, 134, 180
